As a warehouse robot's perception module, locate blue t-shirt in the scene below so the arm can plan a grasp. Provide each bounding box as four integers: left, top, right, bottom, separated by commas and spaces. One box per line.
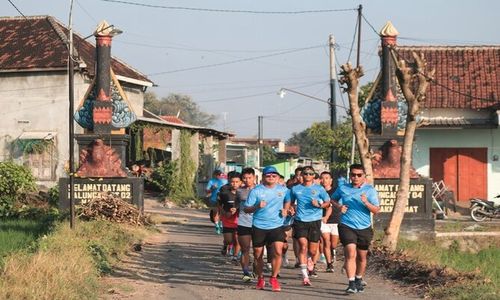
245, 184, 290, 230
206, 178, 227, 204
290, 184, 330, 222
332, 183, 379, 230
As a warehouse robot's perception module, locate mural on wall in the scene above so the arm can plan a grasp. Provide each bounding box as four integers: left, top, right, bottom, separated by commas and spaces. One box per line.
74, 70, 136, 130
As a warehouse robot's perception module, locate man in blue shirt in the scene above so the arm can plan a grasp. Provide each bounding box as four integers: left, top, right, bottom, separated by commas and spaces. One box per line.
206, 169, 227, 234
289, 166, 331, 286
244, 166, 290, 292
332, 164, 380, 294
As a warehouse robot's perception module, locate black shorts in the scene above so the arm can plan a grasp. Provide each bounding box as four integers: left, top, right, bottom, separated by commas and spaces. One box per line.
237, 225, 252, 236
252, 226, 285, 247
293, 219, 322, 242
222, 227, 237, 234
338, 223, 373, 250
282, 225, 292, 232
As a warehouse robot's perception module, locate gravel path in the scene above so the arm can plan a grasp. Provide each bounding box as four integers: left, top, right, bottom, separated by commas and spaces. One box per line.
101, 199, 419, 299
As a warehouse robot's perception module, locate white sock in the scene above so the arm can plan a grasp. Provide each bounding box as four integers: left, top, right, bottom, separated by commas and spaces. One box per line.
300, 264, 308, 278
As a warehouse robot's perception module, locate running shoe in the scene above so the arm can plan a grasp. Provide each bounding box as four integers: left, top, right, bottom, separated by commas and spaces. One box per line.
319, 253, 326, 264
355, 278, 364, 293
231, 256, 239, 264
308, 267, 318, 278
220, 245, 227, 256
264, 263, 272, 273
242, 274, 252, 282
256, 277, 265, 290
307, 257, 314, 272
345, 281, 357, 294
282, 257, 290, 268
303, 277, 312, 286
294, 262, 301, 268
269, 277, 281, 292
326, 263, 334, 273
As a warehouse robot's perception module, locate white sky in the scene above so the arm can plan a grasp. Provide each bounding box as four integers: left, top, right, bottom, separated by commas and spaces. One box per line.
2, 0, 499, 140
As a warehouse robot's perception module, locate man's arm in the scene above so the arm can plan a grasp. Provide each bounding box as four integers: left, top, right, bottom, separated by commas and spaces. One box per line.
361, 189, 380, 214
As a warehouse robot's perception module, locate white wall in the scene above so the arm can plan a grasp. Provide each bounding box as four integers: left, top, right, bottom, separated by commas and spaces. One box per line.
0, 71, 146, 186
413, 128, 500, 199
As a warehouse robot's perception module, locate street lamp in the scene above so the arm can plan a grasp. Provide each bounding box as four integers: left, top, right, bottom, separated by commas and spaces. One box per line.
278, 88, 347, 110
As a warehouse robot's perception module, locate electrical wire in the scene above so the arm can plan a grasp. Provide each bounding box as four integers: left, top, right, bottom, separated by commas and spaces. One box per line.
347, 16, 359, 63
147, 44, 325, 76
100, 0, 357, 14
361, 13, 380, 37
6, 0, 26, 19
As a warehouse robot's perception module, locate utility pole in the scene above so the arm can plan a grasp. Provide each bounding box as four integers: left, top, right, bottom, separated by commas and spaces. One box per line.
68, 0, 75, 229
258, 116, 263, 169
329, 34, 338, 165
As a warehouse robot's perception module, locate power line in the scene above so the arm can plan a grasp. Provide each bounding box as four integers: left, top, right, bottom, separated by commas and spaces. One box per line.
100, 0, 357, 14
197, 81, 325, 103
347, 15, 359, 63
7, 0, 27, 19
147, 44, 325, 76
361, 13, 380, 37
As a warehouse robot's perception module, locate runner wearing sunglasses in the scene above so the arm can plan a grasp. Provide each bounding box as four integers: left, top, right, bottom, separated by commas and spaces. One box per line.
289, 166, 331, 286
332, 164, 380, 294
244, 166, 291, 292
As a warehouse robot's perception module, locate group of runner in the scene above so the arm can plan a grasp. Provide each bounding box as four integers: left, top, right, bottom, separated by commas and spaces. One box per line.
206, 163, 380, 294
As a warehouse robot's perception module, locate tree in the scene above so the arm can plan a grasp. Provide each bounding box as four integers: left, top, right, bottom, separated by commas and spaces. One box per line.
262, 145, 278, 165
144, 92, 217, 127
286, 119, 354, 175
339, 63, 374, 184
381, 52, 435, 251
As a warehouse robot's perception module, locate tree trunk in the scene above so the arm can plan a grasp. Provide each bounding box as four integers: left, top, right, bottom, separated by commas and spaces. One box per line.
339, 63, 374, 184
382, 51, 435, 250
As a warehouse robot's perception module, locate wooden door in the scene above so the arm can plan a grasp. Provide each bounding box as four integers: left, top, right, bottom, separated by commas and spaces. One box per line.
430, 148, 487, 201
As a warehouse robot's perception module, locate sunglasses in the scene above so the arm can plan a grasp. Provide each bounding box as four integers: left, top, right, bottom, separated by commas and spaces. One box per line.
302, 172, 315, 176
349, 173, 364, 178
265, 174, 279, 178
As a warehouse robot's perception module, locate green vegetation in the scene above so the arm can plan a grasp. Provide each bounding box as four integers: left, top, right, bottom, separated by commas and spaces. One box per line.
0, 220, 148, 300
395, 238, 499, 300
0, 161, 37, 217
0, 218, 53, 265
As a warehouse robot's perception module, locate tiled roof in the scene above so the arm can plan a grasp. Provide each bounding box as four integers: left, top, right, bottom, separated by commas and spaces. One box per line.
395, 46, 499, 109
160, 115, 185, 124
0, 15, 152, 85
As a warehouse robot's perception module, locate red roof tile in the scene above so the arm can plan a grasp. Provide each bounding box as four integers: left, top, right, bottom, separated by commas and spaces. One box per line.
0, 15, 152, 85
160, 115, 185, 124
395, 46, 499, 109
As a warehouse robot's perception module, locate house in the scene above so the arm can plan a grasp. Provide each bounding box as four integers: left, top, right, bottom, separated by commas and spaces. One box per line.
404, 45, 500, 203
362, 25, 499, 205
0, 15, 231, 193
135, 110, 232, 196
0, 15, 153, 183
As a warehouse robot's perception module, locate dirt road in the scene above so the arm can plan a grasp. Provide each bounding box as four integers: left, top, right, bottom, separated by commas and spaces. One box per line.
102, 199, 418, 299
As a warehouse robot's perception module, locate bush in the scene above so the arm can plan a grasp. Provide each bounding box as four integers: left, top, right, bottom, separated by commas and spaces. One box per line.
149, 161, 178, 196
0, 162, 36, 217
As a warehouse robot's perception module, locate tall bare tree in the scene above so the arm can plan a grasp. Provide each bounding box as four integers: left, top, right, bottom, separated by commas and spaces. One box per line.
382, 51, 435, 250
339, 63, 374, 184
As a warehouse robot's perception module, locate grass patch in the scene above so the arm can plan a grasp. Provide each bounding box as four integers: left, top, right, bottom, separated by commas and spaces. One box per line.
0, 217, 56, 266
0, 220, 150, 299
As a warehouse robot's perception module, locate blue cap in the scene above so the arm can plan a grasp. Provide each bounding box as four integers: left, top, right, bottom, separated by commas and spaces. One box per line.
263, 166, 279, 175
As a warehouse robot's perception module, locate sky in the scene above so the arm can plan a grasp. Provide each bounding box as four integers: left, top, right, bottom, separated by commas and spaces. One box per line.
2, 0, 500, 140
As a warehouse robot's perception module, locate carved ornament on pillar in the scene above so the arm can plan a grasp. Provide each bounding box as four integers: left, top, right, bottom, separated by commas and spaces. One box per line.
371, 140, 419, 179
76, 139, 127, 178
